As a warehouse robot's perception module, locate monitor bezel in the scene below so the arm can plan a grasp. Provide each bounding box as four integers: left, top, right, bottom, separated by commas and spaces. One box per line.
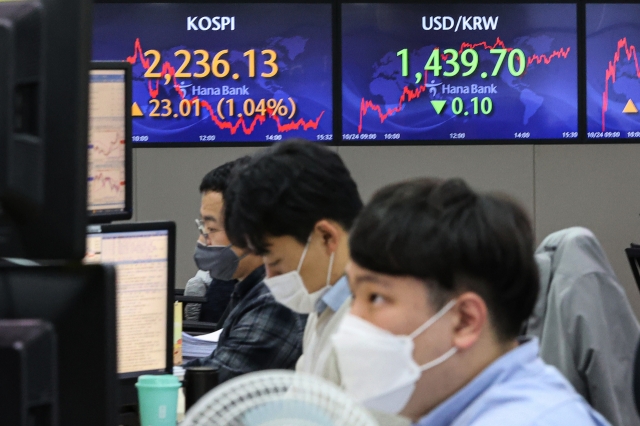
86, 220, 176, 406
92, 0, 337, 147
0, 263, 119, 426
88, 61, 134, 223
0, 0, 92, 259
338, 0, 584, 146
91, 0, 640, 146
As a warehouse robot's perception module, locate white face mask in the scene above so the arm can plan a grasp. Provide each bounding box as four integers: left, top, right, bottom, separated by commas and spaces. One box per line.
263, 237, 335, 314
332, 299, 457, 414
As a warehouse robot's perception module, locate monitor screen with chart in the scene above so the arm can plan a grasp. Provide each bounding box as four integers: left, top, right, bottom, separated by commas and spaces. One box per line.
341, 3, 578, 143
84, 221, 175, 394
88, 62, 132, 222
586, 4, 640, 139
92, 2, 333, 145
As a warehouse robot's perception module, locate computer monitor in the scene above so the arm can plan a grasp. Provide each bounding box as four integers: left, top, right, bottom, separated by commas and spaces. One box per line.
88, 61, 133, 223
0, 263, 118, 426
85, 221, 175, 406
92, 2, 333, 145
0, 0, 92, 259
341, 3, 578, 143
0, 319, 57, 426
586, 3, 640, 140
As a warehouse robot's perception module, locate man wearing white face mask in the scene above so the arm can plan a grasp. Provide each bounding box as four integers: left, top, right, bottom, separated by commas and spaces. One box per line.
223, 139, 363, 379
333, 178, 611, 426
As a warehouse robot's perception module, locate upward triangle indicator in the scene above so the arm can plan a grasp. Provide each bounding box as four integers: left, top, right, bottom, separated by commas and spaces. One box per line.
132, 102, 144, 117
623, 99, 638, 114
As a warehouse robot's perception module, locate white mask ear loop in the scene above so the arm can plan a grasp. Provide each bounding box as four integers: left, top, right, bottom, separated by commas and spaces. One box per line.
409, 299, 457, 340
296, 236, 312, 272
326, 251, 336, 287
418, 347, 458, 372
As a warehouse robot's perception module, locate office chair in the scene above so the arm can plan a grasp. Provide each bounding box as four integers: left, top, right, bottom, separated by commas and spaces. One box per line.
634, 338, 640, 418
528, 227, 640, 426
625, 244, 640, 295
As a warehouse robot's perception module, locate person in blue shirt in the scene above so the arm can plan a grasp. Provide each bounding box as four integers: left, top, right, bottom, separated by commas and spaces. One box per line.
331, 177, 610, 426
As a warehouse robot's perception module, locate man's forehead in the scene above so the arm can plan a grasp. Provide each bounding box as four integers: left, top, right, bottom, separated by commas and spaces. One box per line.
347, 263, 408, 290
200, 191, 224, 214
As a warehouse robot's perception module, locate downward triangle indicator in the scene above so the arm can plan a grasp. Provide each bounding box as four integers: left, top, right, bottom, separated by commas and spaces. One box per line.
623, 99, 638, 114
431, 100, 446, 115
132, 102, 144, 117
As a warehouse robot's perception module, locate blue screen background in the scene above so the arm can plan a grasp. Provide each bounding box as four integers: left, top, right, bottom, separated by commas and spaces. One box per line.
342, 4, 578, 142
93, 3, 333, 144
586, 4, 640, 139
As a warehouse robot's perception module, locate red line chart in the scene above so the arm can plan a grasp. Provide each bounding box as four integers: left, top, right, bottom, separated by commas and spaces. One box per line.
91, 173, 124, 193
601, 37, 640, 132
126, 38, 325, 135
359, 37, 571, 133
91, 138, 123, 157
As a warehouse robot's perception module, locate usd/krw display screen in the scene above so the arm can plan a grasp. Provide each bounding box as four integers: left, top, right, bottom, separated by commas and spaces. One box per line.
342, 4, 578, 142
587, 4, 640, 139
93, 3, 333, 144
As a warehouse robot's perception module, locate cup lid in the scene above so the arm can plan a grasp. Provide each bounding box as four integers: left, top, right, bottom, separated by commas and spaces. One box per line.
135, 374, 181, 388
185, 366, 218, 373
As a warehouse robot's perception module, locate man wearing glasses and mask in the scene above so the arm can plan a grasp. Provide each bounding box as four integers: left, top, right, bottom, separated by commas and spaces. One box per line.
184, 157, 306, 384
182, 217, 235, 323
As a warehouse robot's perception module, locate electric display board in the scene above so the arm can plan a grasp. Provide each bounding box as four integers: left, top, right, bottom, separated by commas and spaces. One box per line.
342, 3, 578, 142
587, 4, 640, 139
93, 3, 333, 144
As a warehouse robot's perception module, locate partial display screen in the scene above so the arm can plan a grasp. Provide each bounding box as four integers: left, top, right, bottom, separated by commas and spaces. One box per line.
342, 4, 578, 142
85, 230, 169, 377
88, 69, 127, 214
587, 4, 640, 139
93, 3, 333, 144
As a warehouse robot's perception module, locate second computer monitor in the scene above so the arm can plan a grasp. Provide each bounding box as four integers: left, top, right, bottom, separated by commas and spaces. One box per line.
85, 221, 175, 405
88, 61, 133, 223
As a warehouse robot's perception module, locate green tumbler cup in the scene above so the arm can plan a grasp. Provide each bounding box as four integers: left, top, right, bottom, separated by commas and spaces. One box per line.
136, 375, 181, 426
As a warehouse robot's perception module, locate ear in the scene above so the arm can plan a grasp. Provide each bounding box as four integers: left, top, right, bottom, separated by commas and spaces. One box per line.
451, 292, 487, 350
313, 219, 341, 255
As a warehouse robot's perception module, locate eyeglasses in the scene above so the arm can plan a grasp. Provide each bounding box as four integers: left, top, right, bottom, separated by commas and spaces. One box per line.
195, 218, 207, 237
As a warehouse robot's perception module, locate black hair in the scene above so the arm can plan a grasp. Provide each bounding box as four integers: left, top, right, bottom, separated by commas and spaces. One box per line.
349, 178, 539, 341
199, 156, 251, 194
224, 139, 363, 254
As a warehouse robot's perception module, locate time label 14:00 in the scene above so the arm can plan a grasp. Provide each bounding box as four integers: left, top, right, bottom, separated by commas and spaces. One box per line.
143, 48, 278, 80
397, 48, 526, 79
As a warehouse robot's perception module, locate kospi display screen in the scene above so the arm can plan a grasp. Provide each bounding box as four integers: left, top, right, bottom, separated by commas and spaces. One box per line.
587, 4, 640, 140
93, 3, 333, 144
342, 4, 578, 143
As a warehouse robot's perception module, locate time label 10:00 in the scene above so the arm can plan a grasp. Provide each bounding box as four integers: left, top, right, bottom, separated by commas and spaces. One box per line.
143, 48, 278, 80
397, 48, 526, 79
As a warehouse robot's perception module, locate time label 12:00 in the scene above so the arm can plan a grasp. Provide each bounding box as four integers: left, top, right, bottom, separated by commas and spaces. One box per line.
143, 48, 278, 80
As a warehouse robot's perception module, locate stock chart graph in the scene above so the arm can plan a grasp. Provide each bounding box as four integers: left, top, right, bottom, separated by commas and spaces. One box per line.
342, 4, 578, 142
88, 70, 127, 213
587, 4, 640, 139
93, 3, 333, 144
